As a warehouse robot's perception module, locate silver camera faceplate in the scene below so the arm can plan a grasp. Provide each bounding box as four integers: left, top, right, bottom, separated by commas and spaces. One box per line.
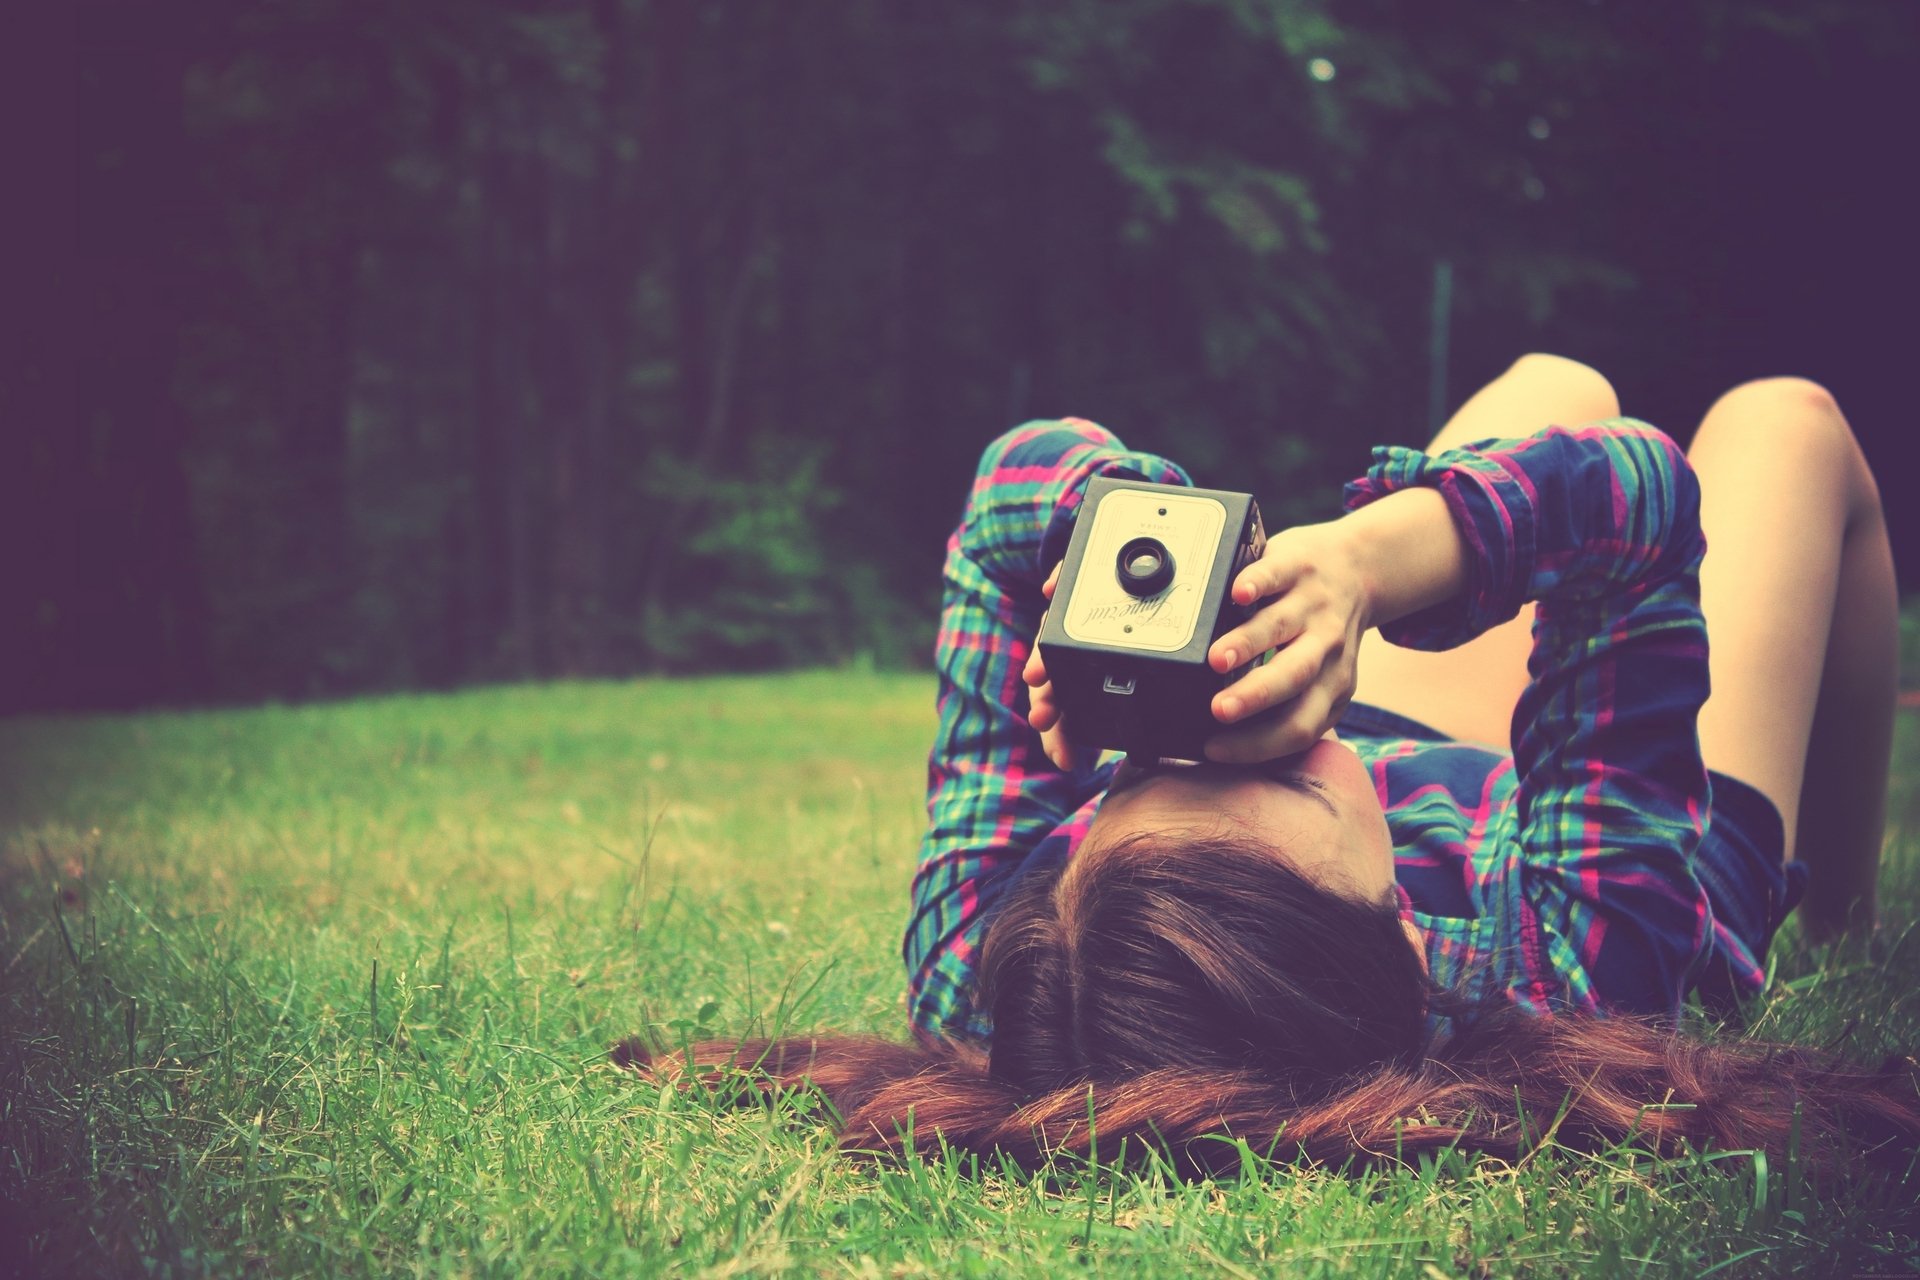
1060, 489, 1228, 653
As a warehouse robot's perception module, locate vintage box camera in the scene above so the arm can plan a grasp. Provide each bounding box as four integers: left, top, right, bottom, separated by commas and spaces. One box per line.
1037, 476, 1267, 762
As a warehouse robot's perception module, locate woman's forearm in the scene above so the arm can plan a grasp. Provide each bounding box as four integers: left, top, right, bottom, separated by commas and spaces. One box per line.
1339, 486, 1470, 630
1199, 482, 1472, 761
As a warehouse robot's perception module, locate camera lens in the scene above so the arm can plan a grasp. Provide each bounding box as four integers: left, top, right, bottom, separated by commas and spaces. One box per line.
1116, 536, 1174, 597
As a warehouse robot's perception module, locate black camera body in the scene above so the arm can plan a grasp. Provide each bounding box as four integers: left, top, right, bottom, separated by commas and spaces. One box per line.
1037, 476, 1267, 762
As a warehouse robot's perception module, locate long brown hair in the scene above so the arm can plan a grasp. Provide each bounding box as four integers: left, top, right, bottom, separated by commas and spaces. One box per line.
616, 834, 1920, 1178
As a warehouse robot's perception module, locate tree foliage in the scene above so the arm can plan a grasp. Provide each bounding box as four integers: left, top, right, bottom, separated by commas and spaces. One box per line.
27, 0, 1916, 709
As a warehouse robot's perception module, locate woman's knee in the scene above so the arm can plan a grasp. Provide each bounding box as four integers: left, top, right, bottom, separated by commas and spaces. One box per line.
1504, 353, 1621, 421
1697, 377, 1849, 445
1694, 378, 1876, 514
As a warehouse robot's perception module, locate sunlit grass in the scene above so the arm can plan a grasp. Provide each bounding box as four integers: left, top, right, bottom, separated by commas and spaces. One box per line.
3, 673, 1916, 1277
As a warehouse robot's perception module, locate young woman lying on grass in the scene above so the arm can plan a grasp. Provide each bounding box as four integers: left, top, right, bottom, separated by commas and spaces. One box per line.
619, 355, 1920, 1176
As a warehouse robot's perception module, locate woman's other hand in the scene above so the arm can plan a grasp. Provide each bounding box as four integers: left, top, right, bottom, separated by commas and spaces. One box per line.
1205, 484, 1469, 763
1021, 562, 1081, 771
1202, 523, 1371, 763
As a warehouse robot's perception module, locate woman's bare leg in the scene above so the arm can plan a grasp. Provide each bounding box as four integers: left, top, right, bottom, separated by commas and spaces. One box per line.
1352, 353, 1617, 748
1687, 378, 1895, 938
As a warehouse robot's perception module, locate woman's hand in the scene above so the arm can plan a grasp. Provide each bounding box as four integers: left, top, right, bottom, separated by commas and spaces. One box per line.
1025, 485, 1462, 768
1203, 521, 1372, 763
1028, 527, 1372, 769
1021, 562, 1082, 771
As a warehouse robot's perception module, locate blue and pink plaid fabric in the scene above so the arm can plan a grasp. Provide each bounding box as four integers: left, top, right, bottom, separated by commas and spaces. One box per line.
907, 417, 1733, 1043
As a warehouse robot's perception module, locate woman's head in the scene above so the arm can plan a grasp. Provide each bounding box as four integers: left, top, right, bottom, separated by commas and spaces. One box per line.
624, 805, 1920, 1177
621, 747, 1919, 1178
980, 819, 1431, 1101
1088, 735, 1398, 901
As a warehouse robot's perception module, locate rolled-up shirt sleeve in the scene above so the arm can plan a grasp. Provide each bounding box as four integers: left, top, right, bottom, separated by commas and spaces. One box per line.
1345, 422, 1713, 1017
907, 419, 1191, 1038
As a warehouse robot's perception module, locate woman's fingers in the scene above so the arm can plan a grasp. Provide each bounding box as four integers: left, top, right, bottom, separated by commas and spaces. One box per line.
1041, 721, 1076, 771
1211, 638, 1326, 723
1204, 607, 1358, 761
1025, 649, 1076, 768
1028, 565, 1073, 770
1213, 533, 1337, 670
1204, 685, 1341, 764
1023, 597, 1056, 687
1209, 599, 1308, 674
1029, 677, 1074, 768
1028, 676, 1063, 733
1231, 540, 1307, 608
1228, 552, 1305, 610
1022, 641, 1048, 689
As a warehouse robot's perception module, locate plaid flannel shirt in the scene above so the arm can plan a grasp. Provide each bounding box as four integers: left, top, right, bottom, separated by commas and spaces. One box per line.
906, 417, 1719, 1043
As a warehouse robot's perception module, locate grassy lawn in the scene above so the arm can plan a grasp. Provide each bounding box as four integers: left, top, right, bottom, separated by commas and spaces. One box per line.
3, 672, 1917, 1277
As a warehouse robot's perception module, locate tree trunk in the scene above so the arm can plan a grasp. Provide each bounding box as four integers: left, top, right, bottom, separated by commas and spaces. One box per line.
277, 213, 359, 696
469, 104, 538, 678
546, 0, 634, 676
656, 0, 707, 442
63, 0, 213, 709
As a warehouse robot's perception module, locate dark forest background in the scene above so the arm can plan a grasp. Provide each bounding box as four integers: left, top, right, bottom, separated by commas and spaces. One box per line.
13, 0, 1919, 713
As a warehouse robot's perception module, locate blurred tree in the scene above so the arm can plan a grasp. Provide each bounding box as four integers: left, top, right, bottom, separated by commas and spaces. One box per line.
61, 1, 222, 706
22, 0, 1915, 710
